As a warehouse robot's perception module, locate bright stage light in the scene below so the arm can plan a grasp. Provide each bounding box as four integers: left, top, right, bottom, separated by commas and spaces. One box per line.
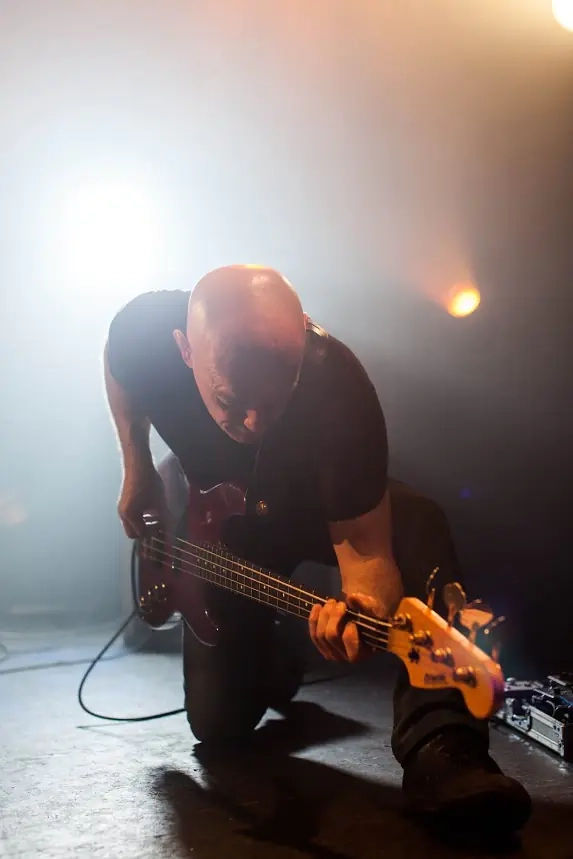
446, 283, 481, 318
553, 0, 573, 31
58, 181, 166, 291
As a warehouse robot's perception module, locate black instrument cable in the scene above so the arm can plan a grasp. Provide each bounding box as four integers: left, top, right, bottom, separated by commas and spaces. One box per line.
77, 541, 186, 722
77, 606, 188, 723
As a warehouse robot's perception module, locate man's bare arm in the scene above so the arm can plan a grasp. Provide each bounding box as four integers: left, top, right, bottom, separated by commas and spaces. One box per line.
309, 491, 403, 662
329, 490, 403, 617
104, 343, 167, 537
103, 342, 154, 476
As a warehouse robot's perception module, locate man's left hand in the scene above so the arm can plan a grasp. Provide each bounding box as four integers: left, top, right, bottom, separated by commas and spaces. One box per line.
308, 593, 385, 663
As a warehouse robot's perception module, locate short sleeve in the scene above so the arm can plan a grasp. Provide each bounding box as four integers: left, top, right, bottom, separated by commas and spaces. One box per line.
319, 339, 388, 522
106, 293, 153, 393
106, 291, 186, 398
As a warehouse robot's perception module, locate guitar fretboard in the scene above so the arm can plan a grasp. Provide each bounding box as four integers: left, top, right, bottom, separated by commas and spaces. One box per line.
173, 539, 325, 620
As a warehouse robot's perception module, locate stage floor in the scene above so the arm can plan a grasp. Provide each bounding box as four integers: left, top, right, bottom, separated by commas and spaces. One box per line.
1, 621, 572, 858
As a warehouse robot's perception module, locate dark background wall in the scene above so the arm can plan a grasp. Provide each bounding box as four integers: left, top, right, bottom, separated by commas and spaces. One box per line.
1, 0, 572, 675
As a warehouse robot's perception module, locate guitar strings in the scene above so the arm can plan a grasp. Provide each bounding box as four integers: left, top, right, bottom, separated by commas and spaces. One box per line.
143, 541, 390, 649
142, 541, 390, 650
141, 548, 387, 653
149, 531, 393, 632
145, 536, 392, 641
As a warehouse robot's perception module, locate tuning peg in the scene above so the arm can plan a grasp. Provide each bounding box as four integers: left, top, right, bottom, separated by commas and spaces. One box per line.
425, 567, 440, 610
459, 599, 495, 644
483, 615, 506, 635
443, 582, 467, 626
483, 616, 507, 663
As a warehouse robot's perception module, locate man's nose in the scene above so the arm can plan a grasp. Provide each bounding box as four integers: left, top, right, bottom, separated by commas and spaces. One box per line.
244, 409, 264, 434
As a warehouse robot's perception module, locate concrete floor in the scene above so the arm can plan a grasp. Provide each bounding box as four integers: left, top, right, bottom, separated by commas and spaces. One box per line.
1, 622, 572, 859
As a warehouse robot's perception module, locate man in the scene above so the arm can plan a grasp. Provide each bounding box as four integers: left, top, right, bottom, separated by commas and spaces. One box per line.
104, 264, 531, 837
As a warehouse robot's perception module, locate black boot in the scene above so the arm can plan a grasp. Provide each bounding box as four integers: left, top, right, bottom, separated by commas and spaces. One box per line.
402, 726, 532, 840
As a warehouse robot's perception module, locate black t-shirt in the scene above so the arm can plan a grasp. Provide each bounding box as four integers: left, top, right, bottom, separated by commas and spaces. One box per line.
107, 290, 388, 574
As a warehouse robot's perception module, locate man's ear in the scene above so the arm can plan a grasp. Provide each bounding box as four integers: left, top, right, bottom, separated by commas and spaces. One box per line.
173, 329, 193, 369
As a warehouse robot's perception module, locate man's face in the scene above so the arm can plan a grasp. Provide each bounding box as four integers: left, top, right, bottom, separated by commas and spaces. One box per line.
175, 332, 302, 444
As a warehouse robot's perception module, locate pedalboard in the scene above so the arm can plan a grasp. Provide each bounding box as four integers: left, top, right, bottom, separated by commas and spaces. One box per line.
494, 673, 573, 762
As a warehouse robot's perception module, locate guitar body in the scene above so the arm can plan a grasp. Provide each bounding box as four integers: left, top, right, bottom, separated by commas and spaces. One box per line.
135, 468, 247, 647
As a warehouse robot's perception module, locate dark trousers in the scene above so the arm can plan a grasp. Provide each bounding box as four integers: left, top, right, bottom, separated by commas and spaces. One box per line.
182, 478, 490, 763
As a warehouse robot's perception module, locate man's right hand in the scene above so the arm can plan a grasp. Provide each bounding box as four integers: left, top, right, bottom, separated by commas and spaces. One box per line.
118, 467, 168, 539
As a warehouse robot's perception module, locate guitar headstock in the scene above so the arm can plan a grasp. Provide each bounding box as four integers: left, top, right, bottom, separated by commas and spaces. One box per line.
387, 590, 505, 720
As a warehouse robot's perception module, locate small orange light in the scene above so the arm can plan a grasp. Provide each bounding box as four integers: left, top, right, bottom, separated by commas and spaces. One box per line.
447, 284, 481, 318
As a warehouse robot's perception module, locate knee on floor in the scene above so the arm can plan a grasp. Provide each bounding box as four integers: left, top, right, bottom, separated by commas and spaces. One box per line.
185, 695, 267, 744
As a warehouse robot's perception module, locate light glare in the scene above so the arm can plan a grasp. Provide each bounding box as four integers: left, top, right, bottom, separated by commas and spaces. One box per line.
553, 0, 573, 31
447, 284, 481, 318
58, 181, 165, 291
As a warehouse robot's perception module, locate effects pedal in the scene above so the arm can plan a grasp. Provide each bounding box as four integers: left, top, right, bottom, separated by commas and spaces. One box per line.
494, 673, 573, 762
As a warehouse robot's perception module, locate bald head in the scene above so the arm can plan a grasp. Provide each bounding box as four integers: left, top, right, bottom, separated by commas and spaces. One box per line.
173, 265, 307, 444
188, 264, 304, 350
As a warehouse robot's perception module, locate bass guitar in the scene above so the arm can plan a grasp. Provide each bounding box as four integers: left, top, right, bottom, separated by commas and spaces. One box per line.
134, 478, 505, 721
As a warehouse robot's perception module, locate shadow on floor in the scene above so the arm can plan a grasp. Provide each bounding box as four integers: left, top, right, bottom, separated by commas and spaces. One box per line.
150, 701, 573, 859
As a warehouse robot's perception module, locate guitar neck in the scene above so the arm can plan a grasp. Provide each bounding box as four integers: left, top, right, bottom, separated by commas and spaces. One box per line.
164, 535, 391, 653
